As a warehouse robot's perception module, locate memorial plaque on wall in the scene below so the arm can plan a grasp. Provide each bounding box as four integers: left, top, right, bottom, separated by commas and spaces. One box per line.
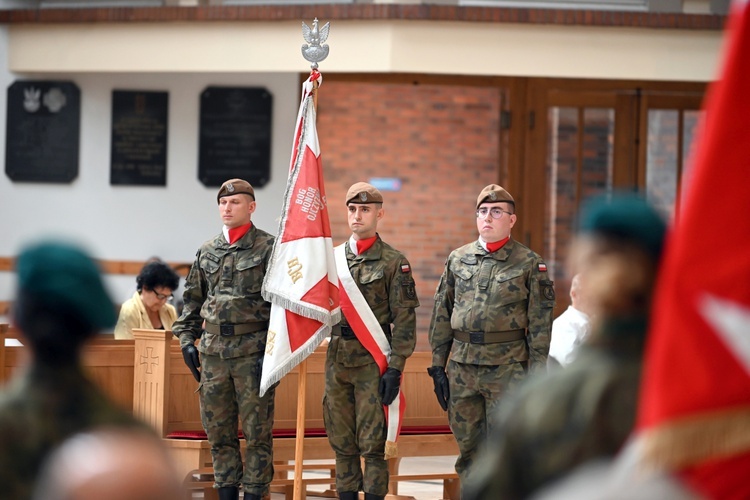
198, 87, 272, 188
5, 80, 80, 183
110, 90, 169, 186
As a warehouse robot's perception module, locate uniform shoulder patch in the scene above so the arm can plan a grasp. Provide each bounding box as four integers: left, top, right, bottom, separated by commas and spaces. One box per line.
401, 263, 411, 273
538, 262, 547, 272
540, 279, 555, 301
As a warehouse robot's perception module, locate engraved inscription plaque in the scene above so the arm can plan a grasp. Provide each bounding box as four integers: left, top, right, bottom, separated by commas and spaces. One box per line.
110, 90, 169, 186
198, 87, 272, 188
5, 80, 80, 183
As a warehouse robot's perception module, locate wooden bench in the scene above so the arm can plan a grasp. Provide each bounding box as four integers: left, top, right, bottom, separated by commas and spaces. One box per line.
0, 325, 459, 498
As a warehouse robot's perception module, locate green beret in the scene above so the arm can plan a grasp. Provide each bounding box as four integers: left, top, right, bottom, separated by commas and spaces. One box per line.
16, 240, 117, 330
578, 193, 666, 260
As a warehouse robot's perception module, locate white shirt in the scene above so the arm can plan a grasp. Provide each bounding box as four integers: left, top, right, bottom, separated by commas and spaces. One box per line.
548, 305, 590, 367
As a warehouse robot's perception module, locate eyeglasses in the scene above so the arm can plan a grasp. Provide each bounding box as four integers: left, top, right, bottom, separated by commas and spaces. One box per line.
476, 207, 513, 220
151, 289, 173, 301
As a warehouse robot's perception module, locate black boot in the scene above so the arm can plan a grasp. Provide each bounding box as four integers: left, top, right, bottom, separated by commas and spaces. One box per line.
243, 493, 262, 500
364, 493, 384, 500
218, 486, 239, 500
339, 492, 359, 500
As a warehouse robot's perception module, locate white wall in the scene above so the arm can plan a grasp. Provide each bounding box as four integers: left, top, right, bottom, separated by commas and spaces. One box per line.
0, 68, 300, 306
8, 21, 723, 82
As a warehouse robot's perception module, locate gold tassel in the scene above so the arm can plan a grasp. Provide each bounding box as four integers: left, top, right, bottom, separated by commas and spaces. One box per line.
384, 440, 398, 460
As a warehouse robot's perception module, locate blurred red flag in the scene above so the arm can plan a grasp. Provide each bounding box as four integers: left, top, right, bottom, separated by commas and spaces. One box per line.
634, 1, 750, 497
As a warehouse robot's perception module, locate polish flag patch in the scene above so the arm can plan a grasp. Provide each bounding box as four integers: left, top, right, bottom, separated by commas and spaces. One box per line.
401, 263, 411, 273
538, 263, 547, 272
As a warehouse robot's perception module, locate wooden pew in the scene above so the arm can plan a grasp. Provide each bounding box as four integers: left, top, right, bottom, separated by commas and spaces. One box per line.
128, 329, 458, 498
0, 325, 459, 498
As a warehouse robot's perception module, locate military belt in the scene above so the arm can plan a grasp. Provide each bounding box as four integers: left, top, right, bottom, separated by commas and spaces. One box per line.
204, 322, 269, 336
454, 329, 525, 344
332, 324, 392, 340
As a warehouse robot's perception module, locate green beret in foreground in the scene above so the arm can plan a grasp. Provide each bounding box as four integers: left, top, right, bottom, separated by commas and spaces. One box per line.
578, 192, 667, 259
217, 178, 255, 203
16, 240, 116, 329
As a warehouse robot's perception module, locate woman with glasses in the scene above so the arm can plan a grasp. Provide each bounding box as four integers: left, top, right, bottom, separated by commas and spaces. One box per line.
114, 259, 180, 339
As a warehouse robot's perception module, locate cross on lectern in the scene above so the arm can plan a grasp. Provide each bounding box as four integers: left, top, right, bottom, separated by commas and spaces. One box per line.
139, 347, 159, 374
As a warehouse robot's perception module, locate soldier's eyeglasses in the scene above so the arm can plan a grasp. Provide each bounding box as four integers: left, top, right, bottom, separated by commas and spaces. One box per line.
476, 207, 513, 220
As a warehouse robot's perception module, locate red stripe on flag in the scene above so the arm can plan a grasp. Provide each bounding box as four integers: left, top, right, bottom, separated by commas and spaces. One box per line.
299, 276, 340, 313
282, 145, 333, 243
285, 310, 324, 352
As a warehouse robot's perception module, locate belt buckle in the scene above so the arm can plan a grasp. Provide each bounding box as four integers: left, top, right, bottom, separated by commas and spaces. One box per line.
469, 332, 484, 344
220, 324, 234, 336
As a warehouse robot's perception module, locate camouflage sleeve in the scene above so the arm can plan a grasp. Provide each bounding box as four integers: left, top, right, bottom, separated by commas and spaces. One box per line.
526, 258, 555, 372
428, 257, 455, 368
388, 257, 419, 372
172, 249, 206, 348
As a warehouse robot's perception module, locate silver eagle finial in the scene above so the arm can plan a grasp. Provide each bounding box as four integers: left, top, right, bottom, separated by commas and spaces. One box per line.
302, 18, 330, 69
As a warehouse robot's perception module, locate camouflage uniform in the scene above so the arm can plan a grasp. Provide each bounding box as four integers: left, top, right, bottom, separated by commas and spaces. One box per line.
0, 364, 144, 500
172, 225, 275, 496
464, 317, 647, 500
324, 237, 419, 496
429, 238, 554, 485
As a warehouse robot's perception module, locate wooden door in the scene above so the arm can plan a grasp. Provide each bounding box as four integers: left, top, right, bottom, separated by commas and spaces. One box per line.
523, 80, 705, 314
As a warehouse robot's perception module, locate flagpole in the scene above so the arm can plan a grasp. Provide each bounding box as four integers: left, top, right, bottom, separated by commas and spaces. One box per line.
293, 358, 308, 500
292, 18, 330, 500
292, 74, 319, 500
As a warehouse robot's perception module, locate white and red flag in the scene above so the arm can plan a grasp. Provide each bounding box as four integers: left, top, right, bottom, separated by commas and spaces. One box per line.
630, 1, 750, 496
260, 71, 340, 397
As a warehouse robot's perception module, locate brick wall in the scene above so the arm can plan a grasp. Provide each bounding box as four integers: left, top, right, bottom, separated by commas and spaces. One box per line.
316, 81, 502, 352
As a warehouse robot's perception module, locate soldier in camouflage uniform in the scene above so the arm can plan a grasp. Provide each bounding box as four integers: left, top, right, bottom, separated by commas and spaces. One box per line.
0, 241, 146, 500
464, 193, 667, 500
172, 179, 275, 500
427, 184, 555, 490
324, 182, 419, 500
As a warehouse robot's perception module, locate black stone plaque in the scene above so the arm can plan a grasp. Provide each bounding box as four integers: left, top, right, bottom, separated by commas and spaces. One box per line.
198, 87, 272, 188
110, 90, 169, 186
5, 80, 80, 183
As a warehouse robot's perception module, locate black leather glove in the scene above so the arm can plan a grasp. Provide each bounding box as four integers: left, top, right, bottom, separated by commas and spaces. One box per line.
181, 344, 201, 382
427, 366, 449, 411
378, 367, 402, 406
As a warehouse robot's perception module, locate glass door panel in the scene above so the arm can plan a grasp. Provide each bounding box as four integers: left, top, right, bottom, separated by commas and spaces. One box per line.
545, 106, 614, 287
645, 106, 705, 221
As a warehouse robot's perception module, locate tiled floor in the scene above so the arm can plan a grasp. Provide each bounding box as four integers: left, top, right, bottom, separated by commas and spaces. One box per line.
273, 456, 457, 500
189, 456, 458, 499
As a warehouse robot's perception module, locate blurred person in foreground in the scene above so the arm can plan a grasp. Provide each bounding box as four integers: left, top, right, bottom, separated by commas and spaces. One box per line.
464, 193, 667, 500
547, 273, 592, 369
0, 240, 146, 500
114, 259, 181, 339
32, 426, 183, 500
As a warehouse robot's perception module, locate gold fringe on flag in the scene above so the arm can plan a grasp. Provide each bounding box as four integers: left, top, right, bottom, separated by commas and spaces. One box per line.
641, 406, 750, 471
